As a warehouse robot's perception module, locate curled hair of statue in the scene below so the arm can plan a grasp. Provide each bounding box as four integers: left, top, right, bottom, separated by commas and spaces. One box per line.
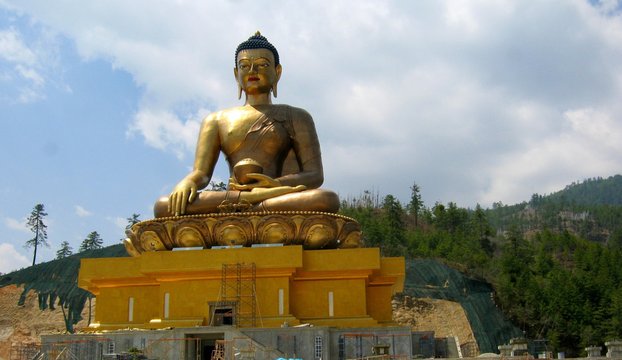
235, 31, 280, 66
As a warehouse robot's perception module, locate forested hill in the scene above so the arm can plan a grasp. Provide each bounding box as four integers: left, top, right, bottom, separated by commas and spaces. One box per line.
547, 175, 622, 206
485, 175, 622, 245
339, 175, 622, 357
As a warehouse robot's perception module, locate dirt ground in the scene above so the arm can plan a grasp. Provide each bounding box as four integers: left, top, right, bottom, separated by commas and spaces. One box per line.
0, 285, 477, 359
0, 285, 91, 360
392, 295, 478, 354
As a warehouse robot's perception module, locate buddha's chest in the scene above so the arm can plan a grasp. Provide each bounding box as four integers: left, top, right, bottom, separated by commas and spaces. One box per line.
219, 111, 292, 159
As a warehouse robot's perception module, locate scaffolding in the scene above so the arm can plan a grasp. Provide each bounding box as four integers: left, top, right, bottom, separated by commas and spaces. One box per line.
216, 263, 257, 328
9, 343, 40, 360
339, 332, 411, 360
210, 340, 226, 360
16, 338, 113, 360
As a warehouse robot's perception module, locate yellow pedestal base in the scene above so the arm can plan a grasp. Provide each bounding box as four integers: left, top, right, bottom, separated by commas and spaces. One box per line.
78, 246, 404, 331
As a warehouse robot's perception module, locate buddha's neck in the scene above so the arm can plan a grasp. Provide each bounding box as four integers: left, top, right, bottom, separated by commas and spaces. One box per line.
245, 93, 272, 106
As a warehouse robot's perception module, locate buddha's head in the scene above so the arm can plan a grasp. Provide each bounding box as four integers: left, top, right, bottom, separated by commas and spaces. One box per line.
234, 32, 282, 99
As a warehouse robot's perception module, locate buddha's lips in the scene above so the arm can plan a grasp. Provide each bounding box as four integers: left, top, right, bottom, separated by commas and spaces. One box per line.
248, 76, 260, 81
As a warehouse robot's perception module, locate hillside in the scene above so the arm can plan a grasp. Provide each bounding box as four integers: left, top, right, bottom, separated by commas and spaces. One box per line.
402, 259, 521, 353
339, 174, 622, 357
547, 175, 622, 206
0, 245, 128, 332
0, 245, 127, 359
485, 175, 622, 244
0, 284, 92, 359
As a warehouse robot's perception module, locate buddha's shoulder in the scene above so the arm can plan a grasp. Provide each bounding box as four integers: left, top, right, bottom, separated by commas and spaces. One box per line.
207, 104, 312, 118
199, 107, 242, 125
205, 106, 247, 119
272, 104, 313, 122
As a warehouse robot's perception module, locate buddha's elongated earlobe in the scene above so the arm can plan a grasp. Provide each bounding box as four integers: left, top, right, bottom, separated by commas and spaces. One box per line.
234, 66, 242, 100
273, 64, 282, 98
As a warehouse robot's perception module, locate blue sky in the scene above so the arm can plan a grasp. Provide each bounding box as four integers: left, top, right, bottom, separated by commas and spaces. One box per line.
1, 0, 622, 272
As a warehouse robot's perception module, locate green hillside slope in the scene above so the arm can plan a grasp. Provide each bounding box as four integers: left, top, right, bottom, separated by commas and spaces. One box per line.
0, 244, 128, 332
404, 259, 522, 353
486, 175, 622, 244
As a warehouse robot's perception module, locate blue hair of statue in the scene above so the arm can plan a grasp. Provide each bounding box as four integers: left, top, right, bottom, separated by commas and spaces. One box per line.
235, 32, 280, 66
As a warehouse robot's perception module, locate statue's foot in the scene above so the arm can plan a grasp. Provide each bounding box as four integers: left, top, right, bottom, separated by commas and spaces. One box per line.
241, 185, 306, 204
153, 187, 339, 218
250, 188, 340, 213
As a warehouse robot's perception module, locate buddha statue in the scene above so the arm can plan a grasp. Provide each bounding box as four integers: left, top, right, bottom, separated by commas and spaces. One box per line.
124, 33, 360, 255
153, 32, 340, 217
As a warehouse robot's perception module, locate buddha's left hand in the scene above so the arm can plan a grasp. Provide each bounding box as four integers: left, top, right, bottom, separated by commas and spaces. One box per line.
229, 173, 281, 191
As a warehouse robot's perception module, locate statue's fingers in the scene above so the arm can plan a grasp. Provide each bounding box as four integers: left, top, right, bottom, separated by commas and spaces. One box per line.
180, 189, 189, 215
188, 187, 197, 203
168, 192, 176, 214
246, 173, 273, 182
173, 193, 181, 216
247, 173, 280, 187
231, 183, 250, 191
245, 173, 266, 179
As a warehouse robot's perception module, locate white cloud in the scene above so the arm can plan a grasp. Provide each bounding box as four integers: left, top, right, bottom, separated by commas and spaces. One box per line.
108, 216, 127, 231
481, 107, 622, 205
0, 243, 31, 273
127, 108, 203, 159
0, 25, 61, 103
0, 28, 37, 64
3, 217, 29, 233
3, 0, 622, 207
75, 205, 92, 217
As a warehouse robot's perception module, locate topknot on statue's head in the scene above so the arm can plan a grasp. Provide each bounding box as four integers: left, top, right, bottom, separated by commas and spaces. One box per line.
235, 31, 280, 66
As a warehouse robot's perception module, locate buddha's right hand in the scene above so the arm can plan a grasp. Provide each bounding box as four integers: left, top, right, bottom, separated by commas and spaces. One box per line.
168, 179, 199, 216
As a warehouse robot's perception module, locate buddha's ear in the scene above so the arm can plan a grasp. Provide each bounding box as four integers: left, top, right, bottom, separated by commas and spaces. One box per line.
275, 64, 282, 82
272, 64, 282, 98
234, 67, 242, 99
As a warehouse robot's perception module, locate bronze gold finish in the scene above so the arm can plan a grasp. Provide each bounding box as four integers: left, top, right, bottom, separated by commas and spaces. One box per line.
124, 211, 361, 255
154, 32, 339, 217
136, 32, 362, 254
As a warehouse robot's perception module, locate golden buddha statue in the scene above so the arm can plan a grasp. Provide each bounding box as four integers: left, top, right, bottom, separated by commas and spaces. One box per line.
124, 33, 360, 255
153, 32, 339, 217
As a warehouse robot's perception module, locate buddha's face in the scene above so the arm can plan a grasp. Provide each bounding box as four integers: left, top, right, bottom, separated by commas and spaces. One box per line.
234, 48, 282, 96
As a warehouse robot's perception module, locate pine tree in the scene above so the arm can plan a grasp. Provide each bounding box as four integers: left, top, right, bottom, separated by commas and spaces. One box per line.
55, 240, 73, 259
381, 194, 406, 256
125, 213, 141, 231
121, 213, 141, 241
407, 182, 424, 226
25, 203, 49, 266
208, 181, 227, 191
79, 231, 103, 252
472, 204, 493, 239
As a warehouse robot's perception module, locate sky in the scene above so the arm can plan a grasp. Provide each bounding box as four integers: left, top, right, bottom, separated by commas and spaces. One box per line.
1, 0, 622, 273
